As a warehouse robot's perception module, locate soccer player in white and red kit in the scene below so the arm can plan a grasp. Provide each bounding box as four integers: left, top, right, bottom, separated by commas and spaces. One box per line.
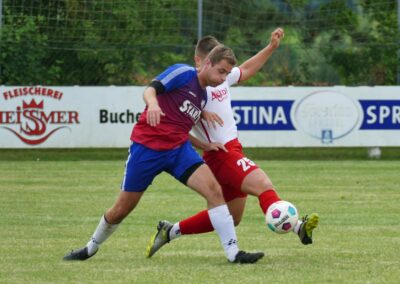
146, 28, 319, 257
63, 45, 264, 264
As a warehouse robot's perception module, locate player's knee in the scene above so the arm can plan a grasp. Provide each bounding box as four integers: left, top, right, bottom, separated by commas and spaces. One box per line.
210, 183, 224, 201
204, 181, 224, 204
254, 174, 273, 190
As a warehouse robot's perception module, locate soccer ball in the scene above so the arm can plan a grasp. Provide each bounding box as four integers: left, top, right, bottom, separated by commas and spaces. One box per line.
265, 201, 299, 234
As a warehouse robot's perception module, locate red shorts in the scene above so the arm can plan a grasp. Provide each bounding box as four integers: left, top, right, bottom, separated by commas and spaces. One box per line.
203, 138, 259, 202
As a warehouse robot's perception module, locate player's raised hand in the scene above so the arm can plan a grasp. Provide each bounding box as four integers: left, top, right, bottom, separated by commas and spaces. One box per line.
201, 110, 224, 129
270, 27, 284, 49
146, 103, 165, 127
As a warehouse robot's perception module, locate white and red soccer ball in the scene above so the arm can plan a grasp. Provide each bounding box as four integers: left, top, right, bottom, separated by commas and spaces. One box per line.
266, 201, 299, 234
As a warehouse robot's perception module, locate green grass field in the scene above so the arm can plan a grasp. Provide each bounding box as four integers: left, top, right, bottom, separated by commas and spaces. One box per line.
0, 151, 399, 283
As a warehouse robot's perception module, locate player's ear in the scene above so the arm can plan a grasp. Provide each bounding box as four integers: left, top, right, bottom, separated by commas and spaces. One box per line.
199, 58, 211, 72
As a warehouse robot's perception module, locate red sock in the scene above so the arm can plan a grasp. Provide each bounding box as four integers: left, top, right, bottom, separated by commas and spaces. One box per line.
179, 210, 214, 235
259, 189, 281, 214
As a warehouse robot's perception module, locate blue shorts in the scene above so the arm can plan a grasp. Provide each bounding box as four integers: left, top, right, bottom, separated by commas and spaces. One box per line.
121, 141, 204, 192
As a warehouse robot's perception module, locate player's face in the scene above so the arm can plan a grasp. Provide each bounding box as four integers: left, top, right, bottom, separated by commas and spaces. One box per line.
205, 59, 233, 87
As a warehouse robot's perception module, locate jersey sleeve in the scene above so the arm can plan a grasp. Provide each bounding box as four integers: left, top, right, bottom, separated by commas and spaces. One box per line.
155, 64, 196, 92
226, 67, 242, 87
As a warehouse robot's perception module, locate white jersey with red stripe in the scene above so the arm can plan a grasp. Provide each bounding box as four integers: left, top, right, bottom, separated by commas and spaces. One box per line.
192, 66, 242, 145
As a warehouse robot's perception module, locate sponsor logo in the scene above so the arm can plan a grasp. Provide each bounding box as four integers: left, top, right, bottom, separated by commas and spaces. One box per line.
3, 86, 64, 101
294, 91, 360, 143
99, 109, 142, 124
274, 214, 289, 227
321, 129, 333, 144
179, 100, 201, 122
1, 87, 79, 145
232, 100, 295, 130
359, 100, 400, 129
210, 88, 228, 102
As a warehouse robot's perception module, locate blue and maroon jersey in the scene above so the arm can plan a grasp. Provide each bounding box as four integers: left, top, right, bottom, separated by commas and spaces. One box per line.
131, 64, 207, 150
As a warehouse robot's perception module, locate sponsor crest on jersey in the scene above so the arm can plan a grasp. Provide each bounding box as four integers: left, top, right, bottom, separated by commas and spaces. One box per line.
179, 100, 201, 122
211, 88, 228, 102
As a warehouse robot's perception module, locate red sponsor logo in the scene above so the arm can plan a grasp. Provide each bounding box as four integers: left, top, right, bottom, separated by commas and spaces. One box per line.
211, 88, 228, 102
1, 87, 79, 145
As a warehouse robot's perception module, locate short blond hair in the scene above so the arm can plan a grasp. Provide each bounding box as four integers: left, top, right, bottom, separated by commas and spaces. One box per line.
195, 35, 220, 59
207, 44, 237, 66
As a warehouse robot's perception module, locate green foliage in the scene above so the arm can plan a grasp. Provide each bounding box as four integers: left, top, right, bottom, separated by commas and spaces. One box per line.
0, 11, 62, 85
315, 0, 399, 85
1, 0, 398, 86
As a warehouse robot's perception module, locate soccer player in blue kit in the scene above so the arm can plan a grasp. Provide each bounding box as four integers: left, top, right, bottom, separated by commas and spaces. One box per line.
63, 45, 264, 264
145, 29, 319, 260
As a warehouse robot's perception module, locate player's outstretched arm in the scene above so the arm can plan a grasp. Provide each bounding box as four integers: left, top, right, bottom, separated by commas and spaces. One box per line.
239, 27, 284, 82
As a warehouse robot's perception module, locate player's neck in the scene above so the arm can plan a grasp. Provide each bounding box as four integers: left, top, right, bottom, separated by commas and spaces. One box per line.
197, 73, 207, 89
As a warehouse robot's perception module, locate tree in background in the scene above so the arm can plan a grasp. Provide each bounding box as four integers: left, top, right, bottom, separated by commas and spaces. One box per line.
314, 0, 398, 85
0, 9, 62, 85
0, 0, 398, 86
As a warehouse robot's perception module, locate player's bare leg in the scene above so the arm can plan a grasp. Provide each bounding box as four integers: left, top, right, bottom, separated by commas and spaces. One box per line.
185, 164, 225, 207
186, 165, 263, 265
240, 168, 274, 197
146, 196, 247, 258
227, 197, 247, 226
63, 191, 144, 261
146, 164, 264, 263
105, 191, 144, 224
240, 169, 281, 214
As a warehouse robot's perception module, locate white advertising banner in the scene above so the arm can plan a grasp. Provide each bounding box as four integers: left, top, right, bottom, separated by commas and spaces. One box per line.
230, 86, 400, 147
0, 86, 146, 148
0, 85, 399, 148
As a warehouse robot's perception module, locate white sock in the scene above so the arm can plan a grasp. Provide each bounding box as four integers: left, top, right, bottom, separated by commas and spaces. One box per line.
208, 204, 239, 262
294, 220, 303, 234
86, 215, 119, 255
169, 223, 181, 241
